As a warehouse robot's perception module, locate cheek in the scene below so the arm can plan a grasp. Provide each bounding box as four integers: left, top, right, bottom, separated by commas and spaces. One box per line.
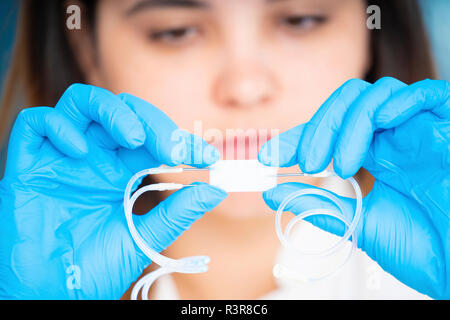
100, 52, 216, 130
273, 12, 370, 125
94, 17, 216, 129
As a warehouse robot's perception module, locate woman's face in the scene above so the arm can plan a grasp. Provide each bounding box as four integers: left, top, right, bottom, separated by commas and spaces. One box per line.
81, 0, 370, 218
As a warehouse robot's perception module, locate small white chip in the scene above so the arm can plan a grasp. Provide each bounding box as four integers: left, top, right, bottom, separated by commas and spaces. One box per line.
209, 160, 278, 193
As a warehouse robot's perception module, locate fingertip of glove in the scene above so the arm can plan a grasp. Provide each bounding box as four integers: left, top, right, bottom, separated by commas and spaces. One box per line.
333, 161, 355, 180
258, 148, 276, 167
194, 184, 227, 213
262, 188, 278, 210
298, 150, 322, 174
202, 145, 221, 166
258, 143, 270, 164
125, 123, 146, 149
191, 182, 228, 199
297, 146, 314, 174
258, 139, 284, 167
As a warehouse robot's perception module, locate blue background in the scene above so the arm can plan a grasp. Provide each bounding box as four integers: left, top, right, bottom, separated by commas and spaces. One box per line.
0, 0, 19, 91
419, 0, 450, 81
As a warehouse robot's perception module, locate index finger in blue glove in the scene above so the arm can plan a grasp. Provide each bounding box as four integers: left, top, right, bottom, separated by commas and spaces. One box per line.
55, 84, 146, 150
333, 77, 407, 178
258, 124, 304, 167
119, 93, 220, 167
297, 79, 371, 174
259, 80, 369, 170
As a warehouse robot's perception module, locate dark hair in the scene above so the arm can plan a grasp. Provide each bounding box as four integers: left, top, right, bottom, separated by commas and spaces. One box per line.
366, 0, 436, 81
1, 0, 98, 110
0, 0, 437, 193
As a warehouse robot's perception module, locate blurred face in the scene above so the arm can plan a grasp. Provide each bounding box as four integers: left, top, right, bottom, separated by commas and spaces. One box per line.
79, 0, 370, 218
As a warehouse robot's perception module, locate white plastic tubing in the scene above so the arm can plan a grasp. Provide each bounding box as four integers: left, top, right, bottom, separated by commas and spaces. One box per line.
124, 167, 209, 300
124, 166, 362, 299
273, 171, 362, 282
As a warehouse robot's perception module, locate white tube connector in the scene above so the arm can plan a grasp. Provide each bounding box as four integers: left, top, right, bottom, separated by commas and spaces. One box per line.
209, 160, 278, 192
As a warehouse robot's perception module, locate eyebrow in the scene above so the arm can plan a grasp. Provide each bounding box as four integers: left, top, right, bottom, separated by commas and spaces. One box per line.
126, 0, 209, 16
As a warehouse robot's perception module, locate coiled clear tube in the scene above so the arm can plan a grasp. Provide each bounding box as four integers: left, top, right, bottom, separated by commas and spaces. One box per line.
273, 171, 363, 282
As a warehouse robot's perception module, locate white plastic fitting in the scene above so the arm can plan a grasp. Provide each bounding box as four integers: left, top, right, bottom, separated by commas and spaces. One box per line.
209, 160, 278, 192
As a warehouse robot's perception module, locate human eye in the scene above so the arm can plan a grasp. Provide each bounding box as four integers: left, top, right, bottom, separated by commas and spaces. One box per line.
277, 14, 328, 34
148, 25, 201, 46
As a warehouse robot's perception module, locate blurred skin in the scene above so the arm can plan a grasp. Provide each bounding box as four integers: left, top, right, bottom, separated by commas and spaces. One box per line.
72, 0, 370, 299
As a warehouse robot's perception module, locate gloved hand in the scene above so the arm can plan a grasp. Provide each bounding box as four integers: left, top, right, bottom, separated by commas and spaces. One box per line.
0, 84, 226, 300
259, 78, 449, 299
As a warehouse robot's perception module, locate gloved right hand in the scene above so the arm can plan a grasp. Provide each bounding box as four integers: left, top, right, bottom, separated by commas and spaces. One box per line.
0, 84, 227, 300
259, 78, 449, 299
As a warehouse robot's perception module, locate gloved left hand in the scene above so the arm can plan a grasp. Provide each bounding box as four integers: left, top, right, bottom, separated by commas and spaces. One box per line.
0, 84, 226, 300
259, 78, 449, 299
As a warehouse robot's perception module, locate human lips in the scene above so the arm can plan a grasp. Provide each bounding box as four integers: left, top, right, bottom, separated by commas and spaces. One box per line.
209, 129, 278, 160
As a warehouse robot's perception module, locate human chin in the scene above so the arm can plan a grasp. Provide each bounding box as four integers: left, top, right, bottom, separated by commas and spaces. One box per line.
213, 192, 273, 220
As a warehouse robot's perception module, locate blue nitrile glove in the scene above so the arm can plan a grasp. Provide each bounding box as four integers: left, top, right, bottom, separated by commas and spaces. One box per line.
259, 78, 449, 299
0, 84, 226, 300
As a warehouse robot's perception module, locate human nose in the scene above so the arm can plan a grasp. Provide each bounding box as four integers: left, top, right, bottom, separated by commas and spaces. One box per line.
214, 61, 279, 109
211, 3, 280, 110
